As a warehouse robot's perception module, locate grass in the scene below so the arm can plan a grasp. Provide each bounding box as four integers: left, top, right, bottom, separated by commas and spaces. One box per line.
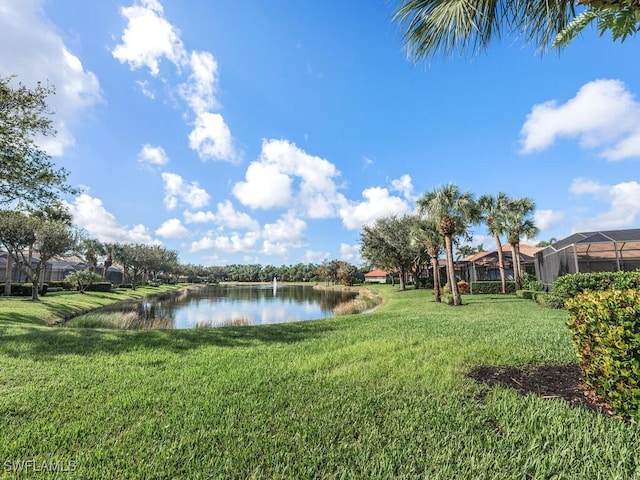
0, 286, 639, 479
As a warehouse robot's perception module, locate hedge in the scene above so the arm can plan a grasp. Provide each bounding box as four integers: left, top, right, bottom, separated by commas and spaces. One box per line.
6, 283, 49, 296
566, 289, 640, 421
470, 281, 516, 294
85, 282, 112, 292
515, 289, 535, 299
552, 271, 640, 300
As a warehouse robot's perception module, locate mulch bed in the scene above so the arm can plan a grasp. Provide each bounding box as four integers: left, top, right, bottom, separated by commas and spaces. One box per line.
468, 363, 615, 417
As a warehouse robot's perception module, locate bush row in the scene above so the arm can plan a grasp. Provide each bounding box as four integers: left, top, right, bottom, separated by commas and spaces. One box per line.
4, 283, 49, 296
552, 271, 640, 300
566, 289, 640, 421
469, 281, 516, 294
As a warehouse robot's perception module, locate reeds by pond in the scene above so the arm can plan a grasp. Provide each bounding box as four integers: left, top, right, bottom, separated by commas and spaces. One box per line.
332, 288, 383, 316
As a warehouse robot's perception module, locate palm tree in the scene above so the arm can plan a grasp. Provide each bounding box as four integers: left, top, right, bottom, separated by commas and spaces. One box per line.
80, 238, 105, 273
478, 192, 509, 294
393, 0, 639, 60
500, 197, 539, 291
411, 218, 444, 302
417, 184, 478, 306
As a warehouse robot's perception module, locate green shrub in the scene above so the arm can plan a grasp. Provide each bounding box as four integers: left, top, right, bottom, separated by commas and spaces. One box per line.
552, 271, 640, 300
119, 284, 134, 289
440, 292, 454, 305
521, 273, 545, 292
566, 290, 640, 421
532, 292, 565, 309
8, 283, 48, 296
516, 289, 535, 299
470, 281, 516, 294
47, 280, 74, 290
85, 282, 112, 292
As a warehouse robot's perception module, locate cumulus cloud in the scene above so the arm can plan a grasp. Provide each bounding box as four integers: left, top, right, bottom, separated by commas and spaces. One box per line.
262, 212, 306, 244
190, 231, 260, 253
570, 178, 640, 230
180, 50, 219, 113
520, 79, 640, 161
184, 201, 259, 231
302, 250, 330, 264
534, 209, 565, 231
138, 144, 169, 167
188, 112, 238, 162
161, 172, 210, 210
155, 218, 189, 238
0, 0, 102, 156
233, 139, 344, 216
65, 193, 160, 244
339, 186, 412, 230
112, 0, 186, 75
390, 174, 415, 201
340, 243, 362, 263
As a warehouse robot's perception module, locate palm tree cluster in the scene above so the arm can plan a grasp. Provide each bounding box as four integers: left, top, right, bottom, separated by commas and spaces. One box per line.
361, 184, 538, 306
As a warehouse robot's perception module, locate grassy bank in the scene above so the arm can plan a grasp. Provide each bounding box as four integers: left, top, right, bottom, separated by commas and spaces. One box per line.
1, 286, 638, 478
0, 284, 199, 327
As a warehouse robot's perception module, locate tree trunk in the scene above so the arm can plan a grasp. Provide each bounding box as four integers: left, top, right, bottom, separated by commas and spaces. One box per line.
494, 233, 506, 294
432, 255, 441, 302
4, 252, 13, 296
514, 242, 523, 291
444, 234, 461, 305
510, 242, 521, 291
398, 268, 406, 290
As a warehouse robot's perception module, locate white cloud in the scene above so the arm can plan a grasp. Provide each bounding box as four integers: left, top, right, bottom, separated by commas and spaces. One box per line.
65, 193, 160, 244
113, 1, 240, 163
534, 209, 565, 231
233, 160, 293, 210
188, 112, 238, 162
0, 0, 103, 157
190, 231, 260, 253
138, 144, 169, 167
155, 218, 189, 238
262, 241, 289, 257
183, 210, 216, 224
340, 243, 362, 263
339, 186, 412, 230
161, 172, 210, 210
390, 174, 415, 200
262, 212, 306, 244
214, 201, 260, 231
233, 139, 344, 217
302, 250, 330, 264
571, 179, 640, 230
180, 50, 219, 114
112, 0, 186, 75
520, 79, 640, 161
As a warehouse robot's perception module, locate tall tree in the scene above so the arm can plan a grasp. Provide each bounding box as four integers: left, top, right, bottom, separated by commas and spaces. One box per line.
417, 184, 478, 306
411, 218, 444, 302
500, 197, 539, 291
0, 76, 77, 207
360, 215, 422, 291
478, 192, 509, 294
80, 238, 105, 273
0, 210, 37, 296
393, 0, 640, 60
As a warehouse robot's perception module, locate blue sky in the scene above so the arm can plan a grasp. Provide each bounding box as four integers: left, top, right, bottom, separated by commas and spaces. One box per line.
2, 0, 640, 266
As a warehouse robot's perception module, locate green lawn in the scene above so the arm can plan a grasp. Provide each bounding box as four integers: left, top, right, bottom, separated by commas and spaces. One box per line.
0, 286, 638, 479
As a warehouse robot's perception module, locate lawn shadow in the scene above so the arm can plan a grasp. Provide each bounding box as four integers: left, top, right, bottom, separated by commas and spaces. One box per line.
0, 320, 338, 360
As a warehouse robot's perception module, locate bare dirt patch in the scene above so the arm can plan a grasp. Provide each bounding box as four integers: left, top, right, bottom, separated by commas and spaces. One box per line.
468, 363, 615, 417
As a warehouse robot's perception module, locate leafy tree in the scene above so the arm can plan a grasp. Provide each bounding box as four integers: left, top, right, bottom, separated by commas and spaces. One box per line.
417, 184, 478, 306
360, 215, 423, 291
0, 75, 77, 207
66, 269, 102, 293
478, 192, 510, 294
79, 238, 105, 273
0, 210, 36, 296
393, 0, 640, 60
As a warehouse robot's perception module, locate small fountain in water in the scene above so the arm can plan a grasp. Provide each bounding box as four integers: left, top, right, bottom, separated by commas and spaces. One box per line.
273, 276, 277, 296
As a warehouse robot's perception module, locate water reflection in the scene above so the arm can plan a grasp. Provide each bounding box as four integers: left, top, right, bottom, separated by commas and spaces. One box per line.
134, 284, 355, 329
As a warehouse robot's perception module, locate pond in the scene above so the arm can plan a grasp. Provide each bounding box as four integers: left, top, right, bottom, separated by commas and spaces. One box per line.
76, 284, 358, 329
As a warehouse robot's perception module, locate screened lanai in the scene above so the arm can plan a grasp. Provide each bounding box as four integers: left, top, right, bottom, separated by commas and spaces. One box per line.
534, 229, 640, 289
